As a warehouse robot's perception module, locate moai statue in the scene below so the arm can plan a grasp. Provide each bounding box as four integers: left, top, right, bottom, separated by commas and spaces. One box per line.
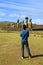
17, 19, 19, 28
29, 18, 32, 31
22, 20, 24, 28
25, 17, 28, 28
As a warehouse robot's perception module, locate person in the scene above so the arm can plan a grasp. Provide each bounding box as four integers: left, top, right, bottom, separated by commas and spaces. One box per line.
20, 24, 32, 59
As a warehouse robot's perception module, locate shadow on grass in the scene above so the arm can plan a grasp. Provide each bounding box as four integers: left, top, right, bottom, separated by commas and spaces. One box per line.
32, 54, 43, 58
24, 54, 43, 59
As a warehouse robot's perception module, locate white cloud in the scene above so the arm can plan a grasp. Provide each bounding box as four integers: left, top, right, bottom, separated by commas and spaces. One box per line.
9, 13, 26, 18
32, 19, 43, 24
9, 13, 19, 17
0, 12, 6, 16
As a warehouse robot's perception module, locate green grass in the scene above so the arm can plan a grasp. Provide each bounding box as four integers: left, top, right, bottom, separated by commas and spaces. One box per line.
0, 31, 43, 65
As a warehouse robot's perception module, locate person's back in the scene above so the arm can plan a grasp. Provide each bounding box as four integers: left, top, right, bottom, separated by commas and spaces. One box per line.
20, 29, 29, 43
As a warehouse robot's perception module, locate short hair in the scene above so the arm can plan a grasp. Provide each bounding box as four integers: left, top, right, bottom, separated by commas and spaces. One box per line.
23, 24, 26, 30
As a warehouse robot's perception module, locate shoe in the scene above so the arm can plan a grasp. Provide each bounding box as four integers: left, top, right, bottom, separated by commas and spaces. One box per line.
21, 57, 24, 59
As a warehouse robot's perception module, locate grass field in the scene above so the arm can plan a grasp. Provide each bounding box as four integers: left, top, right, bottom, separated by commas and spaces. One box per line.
0, 31, 43, 65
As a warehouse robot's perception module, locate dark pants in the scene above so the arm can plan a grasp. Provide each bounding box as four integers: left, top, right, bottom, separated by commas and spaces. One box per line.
21, 42, 31, 57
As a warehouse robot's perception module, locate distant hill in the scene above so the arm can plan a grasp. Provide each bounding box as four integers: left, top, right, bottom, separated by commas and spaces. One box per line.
0, 21, 13, 29
32, 24, 43, 31
0, 21, 43, 31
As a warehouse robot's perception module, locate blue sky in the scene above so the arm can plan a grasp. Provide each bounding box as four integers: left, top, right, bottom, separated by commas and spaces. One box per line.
0, 0, 43, 24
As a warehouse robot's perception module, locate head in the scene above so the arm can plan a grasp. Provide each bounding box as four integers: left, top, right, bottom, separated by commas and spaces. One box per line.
23, 24, 26, 30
